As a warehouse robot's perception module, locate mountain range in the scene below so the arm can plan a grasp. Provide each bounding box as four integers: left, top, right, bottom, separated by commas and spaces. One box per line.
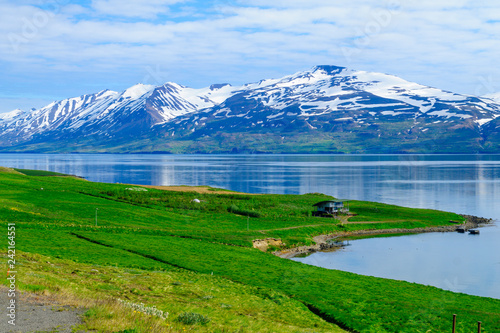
2, 65, 500, 154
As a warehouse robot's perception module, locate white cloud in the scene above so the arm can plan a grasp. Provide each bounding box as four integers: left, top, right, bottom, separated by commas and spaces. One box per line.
90, 0, 186, 19
1, 0, 500, 113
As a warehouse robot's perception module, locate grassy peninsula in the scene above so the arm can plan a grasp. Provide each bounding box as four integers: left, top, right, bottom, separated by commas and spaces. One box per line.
1, 167, 499, 332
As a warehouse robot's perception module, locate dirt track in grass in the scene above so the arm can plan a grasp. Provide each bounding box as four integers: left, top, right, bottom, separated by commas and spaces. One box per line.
0, 286, 86, 333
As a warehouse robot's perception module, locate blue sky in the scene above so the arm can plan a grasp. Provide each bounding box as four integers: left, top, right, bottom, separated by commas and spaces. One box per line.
1, 0, 500, 113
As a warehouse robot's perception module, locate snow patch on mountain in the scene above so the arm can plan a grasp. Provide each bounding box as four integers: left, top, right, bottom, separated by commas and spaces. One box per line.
427, 110, 472, 119
483, 92, 500, 103
122, 84, 155, 99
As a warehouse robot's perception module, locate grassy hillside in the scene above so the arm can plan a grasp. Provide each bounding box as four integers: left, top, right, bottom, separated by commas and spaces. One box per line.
4, 252, 337, 332
1, 168, 499, 332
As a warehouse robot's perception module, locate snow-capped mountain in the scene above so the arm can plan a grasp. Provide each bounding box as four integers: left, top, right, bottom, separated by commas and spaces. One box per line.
2, 65, 500, 153
159, 65, 500, 153
0, 82, 235, 146
167, 65, 500, 129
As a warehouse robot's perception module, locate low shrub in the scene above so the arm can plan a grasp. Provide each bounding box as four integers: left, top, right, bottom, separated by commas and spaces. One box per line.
176, 312, 211, 325
227, 204, 261, 218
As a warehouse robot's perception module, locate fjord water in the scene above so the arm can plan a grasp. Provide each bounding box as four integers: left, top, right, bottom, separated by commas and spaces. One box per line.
1, 154, 499, 299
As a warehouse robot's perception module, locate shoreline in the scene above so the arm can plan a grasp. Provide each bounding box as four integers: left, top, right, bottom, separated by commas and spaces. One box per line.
274, 215, 493, 259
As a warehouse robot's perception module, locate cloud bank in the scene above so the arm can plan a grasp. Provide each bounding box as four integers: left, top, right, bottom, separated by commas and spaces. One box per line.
0, 0, 499, 112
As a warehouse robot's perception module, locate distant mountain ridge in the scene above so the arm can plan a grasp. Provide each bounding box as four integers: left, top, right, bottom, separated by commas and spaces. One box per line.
0, 82, 236, 145
2, 65, 500, 153
484, 92, 500, 103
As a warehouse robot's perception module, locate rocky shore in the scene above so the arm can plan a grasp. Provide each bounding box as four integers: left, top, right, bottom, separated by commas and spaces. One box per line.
274, 214, 493, 259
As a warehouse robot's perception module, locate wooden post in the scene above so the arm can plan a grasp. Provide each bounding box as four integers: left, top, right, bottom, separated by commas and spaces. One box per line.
452, 314, 456, 333
478, 321, 482, 333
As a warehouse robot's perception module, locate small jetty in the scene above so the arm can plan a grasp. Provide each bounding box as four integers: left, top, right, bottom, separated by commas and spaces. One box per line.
469, 229, 480, 235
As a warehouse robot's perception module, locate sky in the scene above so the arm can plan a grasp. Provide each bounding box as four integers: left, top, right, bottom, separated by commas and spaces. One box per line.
0, 0, 500, 113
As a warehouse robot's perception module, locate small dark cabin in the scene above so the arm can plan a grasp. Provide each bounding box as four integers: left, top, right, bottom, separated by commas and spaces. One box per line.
313, 200, 348, 217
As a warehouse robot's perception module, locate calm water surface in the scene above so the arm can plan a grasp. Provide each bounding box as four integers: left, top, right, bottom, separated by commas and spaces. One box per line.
1, 154, 499, 298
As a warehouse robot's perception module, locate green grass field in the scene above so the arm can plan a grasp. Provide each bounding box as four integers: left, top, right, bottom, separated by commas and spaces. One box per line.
1, 167, 499, 332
